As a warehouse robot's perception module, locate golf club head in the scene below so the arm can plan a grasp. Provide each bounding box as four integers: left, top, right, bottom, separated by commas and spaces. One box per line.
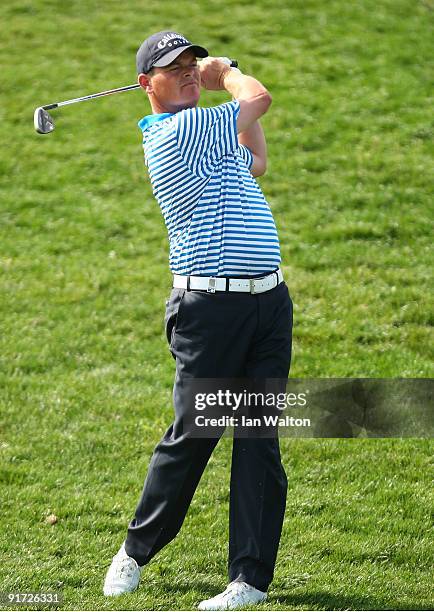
34, 107, 54, 134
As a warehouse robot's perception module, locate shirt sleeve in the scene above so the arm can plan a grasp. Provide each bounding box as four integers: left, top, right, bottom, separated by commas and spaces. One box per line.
237, 144, 254, 170
175, 99, 240, 177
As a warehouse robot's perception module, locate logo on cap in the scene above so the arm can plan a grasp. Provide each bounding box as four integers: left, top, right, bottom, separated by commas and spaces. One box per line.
157, 33, 190, 50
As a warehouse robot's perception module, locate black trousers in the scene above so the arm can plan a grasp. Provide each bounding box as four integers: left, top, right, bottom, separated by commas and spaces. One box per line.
125, 281, 293, 592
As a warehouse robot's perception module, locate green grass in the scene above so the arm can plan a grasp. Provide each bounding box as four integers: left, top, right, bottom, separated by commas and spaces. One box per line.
0, 0, 433, 609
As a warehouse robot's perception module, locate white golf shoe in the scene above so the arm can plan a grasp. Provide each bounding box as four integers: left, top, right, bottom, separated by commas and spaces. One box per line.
198, 580, 267, 610
103, 542, 143, 596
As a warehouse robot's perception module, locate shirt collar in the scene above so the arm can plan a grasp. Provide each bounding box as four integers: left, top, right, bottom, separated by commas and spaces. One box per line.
138, 112, 174, 132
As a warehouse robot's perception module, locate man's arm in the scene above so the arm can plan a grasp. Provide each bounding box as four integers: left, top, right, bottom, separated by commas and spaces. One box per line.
199, 59, 271, 176
200, 58, 272, 134
238, 120, 267, 177
220, 69, 272, 134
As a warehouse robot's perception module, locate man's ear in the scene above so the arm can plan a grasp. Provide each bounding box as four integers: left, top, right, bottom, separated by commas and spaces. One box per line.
138, 73, 153, 93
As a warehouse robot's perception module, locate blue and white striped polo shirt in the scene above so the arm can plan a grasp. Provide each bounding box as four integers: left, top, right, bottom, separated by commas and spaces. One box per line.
138, 99, 281, 276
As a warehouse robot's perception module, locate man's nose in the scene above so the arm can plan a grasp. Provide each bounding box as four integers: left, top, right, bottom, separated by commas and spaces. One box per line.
183, 64, 197, 75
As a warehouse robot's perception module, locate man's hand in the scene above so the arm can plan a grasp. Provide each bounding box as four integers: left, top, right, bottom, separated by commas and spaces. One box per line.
199, 57, 232, 90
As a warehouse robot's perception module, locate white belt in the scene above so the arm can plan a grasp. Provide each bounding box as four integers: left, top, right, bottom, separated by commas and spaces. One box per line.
173, 268, 283, 294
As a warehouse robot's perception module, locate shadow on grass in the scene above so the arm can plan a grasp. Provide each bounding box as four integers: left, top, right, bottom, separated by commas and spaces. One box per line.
142, 578, 433, 611
157, 581, 432, 611
271, 589, 433, 611
160, 579, 219, 597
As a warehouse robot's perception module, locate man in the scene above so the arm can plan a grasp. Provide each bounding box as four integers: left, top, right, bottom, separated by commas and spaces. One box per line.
103, 31, 293, 610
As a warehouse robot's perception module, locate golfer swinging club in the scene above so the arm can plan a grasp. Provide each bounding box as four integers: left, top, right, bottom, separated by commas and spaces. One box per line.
103, 30, 293, 610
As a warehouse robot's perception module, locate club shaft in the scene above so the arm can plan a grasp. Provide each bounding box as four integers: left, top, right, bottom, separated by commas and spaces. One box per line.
41, 59, 239, 110
43, 84, 140, 110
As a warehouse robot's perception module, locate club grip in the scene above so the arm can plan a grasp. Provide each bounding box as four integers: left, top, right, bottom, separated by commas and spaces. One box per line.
219, 57, 238, 69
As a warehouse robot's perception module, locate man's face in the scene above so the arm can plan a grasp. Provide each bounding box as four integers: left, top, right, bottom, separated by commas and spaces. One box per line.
146, 49, 201, 113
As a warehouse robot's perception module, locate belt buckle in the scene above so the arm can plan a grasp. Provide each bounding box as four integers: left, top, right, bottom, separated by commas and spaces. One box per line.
249, 278, 257, 294
207, 277, 217, 293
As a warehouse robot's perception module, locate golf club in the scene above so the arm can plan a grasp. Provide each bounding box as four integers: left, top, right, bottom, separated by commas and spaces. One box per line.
34, 58, 239, 134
